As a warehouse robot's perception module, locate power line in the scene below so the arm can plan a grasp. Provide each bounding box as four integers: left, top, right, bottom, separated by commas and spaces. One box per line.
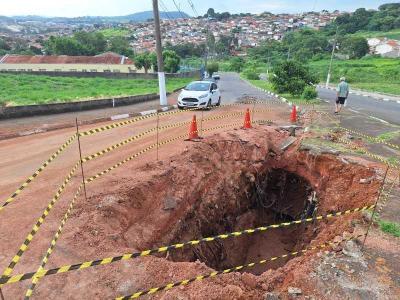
159, 0, 173, 20
312, 0, 318, 11
171, 0, 186, 19
187, 0, 199, 17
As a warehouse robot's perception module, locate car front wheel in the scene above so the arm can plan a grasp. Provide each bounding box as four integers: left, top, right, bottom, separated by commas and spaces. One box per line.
206, 99, 212, 110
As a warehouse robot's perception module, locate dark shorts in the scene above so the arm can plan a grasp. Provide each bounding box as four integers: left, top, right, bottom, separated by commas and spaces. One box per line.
336, 97, 346, 104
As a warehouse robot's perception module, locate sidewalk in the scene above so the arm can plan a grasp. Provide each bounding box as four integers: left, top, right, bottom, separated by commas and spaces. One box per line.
0, 92, 179, 140
318, 84, 400, 103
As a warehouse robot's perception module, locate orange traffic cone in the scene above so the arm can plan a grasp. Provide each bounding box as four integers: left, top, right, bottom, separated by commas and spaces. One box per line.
243, 108, 252, 129
186, 115, 201, 141
290, 105, 297, 123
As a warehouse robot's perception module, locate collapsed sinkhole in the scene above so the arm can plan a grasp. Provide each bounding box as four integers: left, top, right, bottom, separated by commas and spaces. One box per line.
167, 168, 318, 275
81, 128, 379, 281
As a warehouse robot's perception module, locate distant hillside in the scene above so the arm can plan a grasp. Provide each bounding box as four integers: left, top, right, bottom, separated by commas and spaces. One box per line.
1, 11, 190, 24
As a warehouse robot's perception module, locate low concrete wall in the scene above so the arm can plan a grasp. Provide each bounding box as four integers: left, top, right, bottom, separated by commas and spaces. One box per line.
0, 93, 162, 119
0, 69, 200, 79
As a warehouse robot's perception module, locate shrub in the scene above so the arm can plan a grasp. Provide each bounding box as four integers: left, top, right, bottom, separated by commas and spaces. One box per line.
301, 86, 318, 100
271, 60, 318, 96
206, 62, 219, 76
243, 68, 259, 80
229, 57, 245, 72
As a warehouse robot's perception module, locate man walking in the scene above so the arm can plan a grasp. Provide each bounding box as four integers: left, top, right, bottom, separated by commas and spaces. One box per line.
335, 77, 349, 114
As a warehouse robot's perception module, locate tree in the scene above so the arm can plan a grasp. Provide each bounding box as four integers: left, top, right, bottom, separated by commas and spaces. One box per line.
340, 36, 369, 59
149, 52, 158, 72
44, 31, 107, 56
283, 29, 329, 61
207, 32, 215, 54
134, 52, 152, 73
165, 42, 205, 58
163, 50, 181, 73
73, 31, 107, 55
108, 36, 134, 57
206, 8, 216, 18
0, 38, 11, 51
229, 57, 245, 72
44, 36, 85, 55
271, 60, 317, 96
206, 62, 219, 76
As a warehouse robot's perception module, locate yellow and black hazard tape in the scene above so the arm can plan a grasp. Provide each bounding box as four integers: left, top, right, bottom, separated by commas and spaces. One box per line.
1, 118, 273, 291
79, 101, 276, 137
337, 137, 400, 169
81, 111, 252, 163
20, 122, 241, 295
23, 185, 84, 299
0, 134, 77, 212
116, 233, 366, 299
81, 122, 185, 163
338, 126, 400, 151
375, 175, 398, 219
0, 203, 374, 286
83, 121, 249, 184
79, 114, 154, 137
1, 162, 80, 278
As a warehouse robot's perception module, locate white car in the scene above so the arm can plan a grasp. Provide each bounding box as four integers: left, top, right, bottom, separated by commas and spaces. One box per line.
178, 81, 221, 109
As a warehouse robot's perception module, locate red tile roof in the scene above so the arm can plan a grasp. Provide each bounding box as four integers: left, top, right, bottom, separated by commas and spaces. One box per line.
0, 52, 133, 65
387, 40, 400, 47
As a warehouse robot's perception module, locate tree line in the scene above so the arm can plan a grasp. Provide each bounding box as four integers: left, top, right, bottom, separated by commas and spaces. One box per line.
44, 31, 134, 57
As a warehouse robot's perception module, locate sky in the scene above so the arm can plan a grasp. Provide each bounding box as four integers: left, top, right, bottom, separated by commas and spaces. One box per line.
0, 0, 395, 17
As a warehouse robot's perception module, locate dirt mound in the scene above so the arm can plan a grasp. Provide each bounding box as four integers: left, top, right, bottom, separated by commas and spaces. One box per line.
31, 126, 381, 299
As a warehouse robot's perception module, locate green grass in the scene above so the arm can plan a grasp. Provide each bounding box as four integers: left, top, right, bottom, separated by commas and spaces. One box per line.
350, 29, 400, 40
387, 157, 400, 166
98, 28, 130, 38
378, 220, 400, 237
309, 57, 400, 95
0, 74, 194, 106
246, 78, 320, 105
377, 130, 400, 141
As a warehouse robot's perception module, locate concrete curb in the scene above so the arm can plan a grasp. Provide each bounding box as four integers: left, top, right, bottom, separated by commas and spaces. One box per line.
0, 104, 178, 141
242, 78, 301, 110
0, 86, 185, 120
317, 85, 400, 104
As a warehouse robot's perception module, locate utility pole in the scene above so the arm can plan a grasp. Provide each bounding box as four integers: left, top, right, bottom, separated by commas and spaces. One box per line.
152, 0, 167, 106
326, 25, 338, 88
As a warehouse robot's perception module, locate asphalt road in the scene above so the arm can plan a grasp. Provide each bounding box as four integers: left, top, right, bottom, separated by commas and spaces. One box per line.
218, 72, 274, 103
317, 86, 400, 126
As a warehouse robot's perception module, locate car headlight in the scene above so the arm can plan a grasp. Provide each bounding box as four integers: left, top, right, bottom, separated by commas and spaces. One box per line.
199, 93, 209, 99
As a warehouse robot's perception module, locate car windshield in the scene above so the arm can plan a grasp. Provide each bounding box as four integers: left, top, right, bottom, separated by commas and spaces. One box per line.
185, 82, 210, 91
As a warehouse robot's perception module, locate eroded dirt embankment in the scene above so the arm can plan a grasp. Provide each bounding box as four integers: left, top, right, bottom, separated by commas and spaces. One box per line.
34, 126, 381, 299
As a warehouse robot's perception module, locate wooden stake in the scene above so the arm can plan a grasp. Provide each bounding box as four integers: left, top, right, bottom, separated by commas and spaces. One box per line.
75, 118, 88, 202
362, 166, 389, 251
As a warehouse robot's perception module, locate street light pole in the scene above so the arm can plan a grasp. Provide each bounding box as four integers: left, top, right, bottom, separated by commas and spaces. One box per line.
152, 0, 167, 106
326, 25, 338, 88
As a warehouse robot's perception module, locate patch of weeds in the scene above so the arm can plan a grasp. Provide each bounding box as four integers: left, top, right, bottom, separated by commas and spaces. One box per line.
387, 157, 400, 166
376, 131, 400, 141
354, 149, 366, 155
378, 220, 400, 237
